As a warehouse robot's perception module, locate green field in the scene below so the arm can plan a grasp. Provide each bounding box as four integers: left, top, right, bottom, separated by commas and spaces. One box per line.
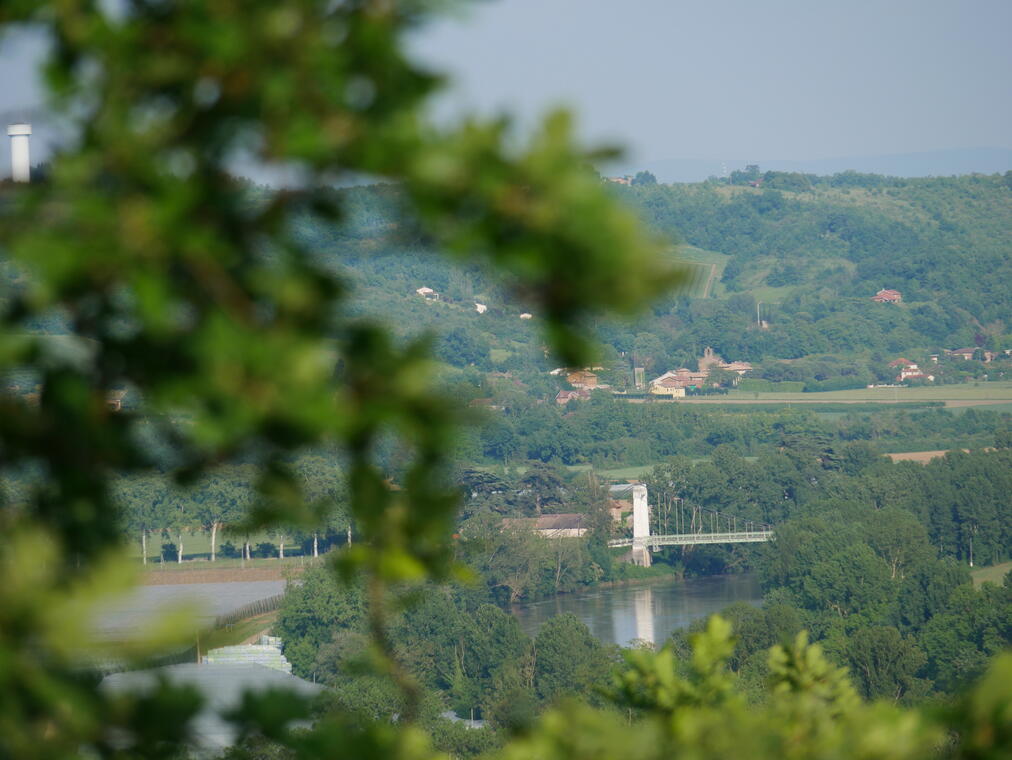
690, 381, 1012, 405
130, 529, 313, 562
673, 245, 729, 297
565, 464, 658, 480
971, 561, 1012, 587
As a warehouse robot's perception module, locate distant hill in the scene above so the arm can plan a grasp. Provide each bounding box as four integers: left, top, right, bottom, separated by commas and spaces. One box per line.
610, 172, 1011, 366
626, 148, 1012, 184
286, 173, 1012, 375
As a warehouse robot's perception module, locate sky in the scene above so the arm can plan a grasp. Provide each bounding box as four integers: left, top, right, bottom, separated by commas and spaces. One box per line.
2, 1, 1011, 176
412, 0, 1012, 165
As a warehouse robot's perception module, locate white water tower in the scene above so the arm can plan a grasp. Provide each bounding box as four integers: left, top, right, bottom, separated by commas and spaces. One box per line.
7, 123, 32, 182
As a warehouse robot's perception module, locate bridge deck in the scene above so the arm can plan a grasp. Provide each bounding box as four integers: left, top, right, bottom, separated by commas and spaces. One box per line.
608, 531, 773, 549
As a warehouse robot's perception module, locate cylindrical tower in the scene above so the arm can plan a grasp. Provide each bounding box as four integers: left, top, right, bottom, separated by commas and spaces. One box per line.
7, 123, 32, 183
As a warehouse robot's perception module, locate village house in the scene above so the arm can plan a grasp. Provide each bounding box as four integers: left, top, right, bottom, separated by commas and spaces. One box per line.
872, 288, 903, 303
501, 514, 587, 538
648, 348, 752, 396
566, 369, 599, 389
947, 347, 997, 362
888, 357, 934, 382
948, 347, 977, 360
720, 360, 754, 376
474, 302, 487, 314
648, 375, 687, 398
888, 358, 918, 369
555, 389, 591, 405
519, 313, 533, 320
415, 286, 439, 300
650, 368, 707, 390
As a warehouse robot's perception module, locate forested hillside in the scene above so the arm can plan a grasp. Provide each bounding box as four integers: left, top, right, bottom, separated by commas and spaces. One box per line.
619, 171, 1012, 362
286, 172, 1012, 381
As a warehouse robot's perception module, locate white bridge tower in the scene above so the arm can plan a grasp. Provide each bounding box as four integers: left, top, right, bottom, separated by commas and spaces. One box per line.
7, 123, 32, 183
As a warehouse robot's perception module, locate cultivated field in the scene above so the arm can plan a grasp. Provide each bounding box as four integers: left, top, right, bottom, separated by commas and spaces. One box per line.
94, 580, 286, 639
129, 529, 328, 563
682, 381, 1012, 406
886, 450, 961, 464
971, 561, 1012, 587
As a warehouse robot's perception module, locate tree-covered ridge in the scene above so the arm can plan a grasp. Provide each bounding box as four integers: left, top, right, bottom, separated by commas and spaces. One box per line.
278, 174, 1011, 378
618, 174, 1011, 356
626, 173, 1010, 308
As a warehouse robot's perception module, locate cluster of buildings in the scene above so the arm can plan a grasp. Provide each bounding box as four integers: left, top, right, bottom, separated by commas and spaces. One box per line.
415, 286, 532, 319
887, 358, 934, 383
945, 347, 1003, 363
885, 348, 1010, 384
648, 347, 752, 397
552, 349, 755, 404
553, 367, 607, 404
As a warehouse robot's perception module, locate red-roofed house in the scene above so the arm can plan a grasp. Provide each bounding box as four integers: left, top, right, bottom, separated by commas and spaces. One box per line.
566, 370, 599, 388
888, 358, 918, 369
872, 289, 903, 303
555, 389, 591, 405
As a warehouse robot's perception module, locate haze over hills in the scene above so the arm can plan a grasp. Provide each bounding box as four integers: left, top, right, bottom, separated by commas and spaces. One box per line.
619, 148, 1012, 184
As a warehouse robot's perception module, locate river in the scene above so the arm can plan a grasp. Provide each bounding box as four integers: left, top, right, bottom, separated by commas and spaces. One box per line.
511, 574, 762, 648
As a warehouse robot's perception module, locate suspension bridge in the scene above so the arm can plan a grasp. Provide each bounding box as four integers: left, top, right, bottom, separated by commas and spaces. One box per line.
606, 484, 773, 566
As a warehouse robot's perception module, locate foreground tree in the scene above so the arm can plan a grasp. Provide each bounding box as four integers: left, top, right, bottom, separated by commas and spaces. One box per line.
0, 0, 676, 755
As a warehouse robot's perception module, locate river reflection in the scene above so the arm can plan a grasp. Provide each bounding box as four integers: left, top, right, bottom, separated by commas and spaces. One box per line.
511, 574, 762, 648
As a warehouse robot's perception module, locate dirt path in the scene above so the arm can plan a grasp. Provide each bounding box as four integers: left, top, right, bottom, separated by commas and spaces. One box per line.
887, 447, 993, 464
886, 450, 956, 463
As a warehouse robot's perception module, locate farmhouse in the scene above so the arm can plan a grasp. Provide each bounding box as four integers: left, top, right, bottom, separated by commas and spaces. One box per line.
947, 347, 997, 362
555, 389, 591, 404
872, 289, 903, 303
888, 358, 918, 369
887, 357, 933, 382
648, 376, 687, 398
948, 347, 977, 360
567, 369, 599, 389
502, 513, 587, 538
648, 348, 752, 395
